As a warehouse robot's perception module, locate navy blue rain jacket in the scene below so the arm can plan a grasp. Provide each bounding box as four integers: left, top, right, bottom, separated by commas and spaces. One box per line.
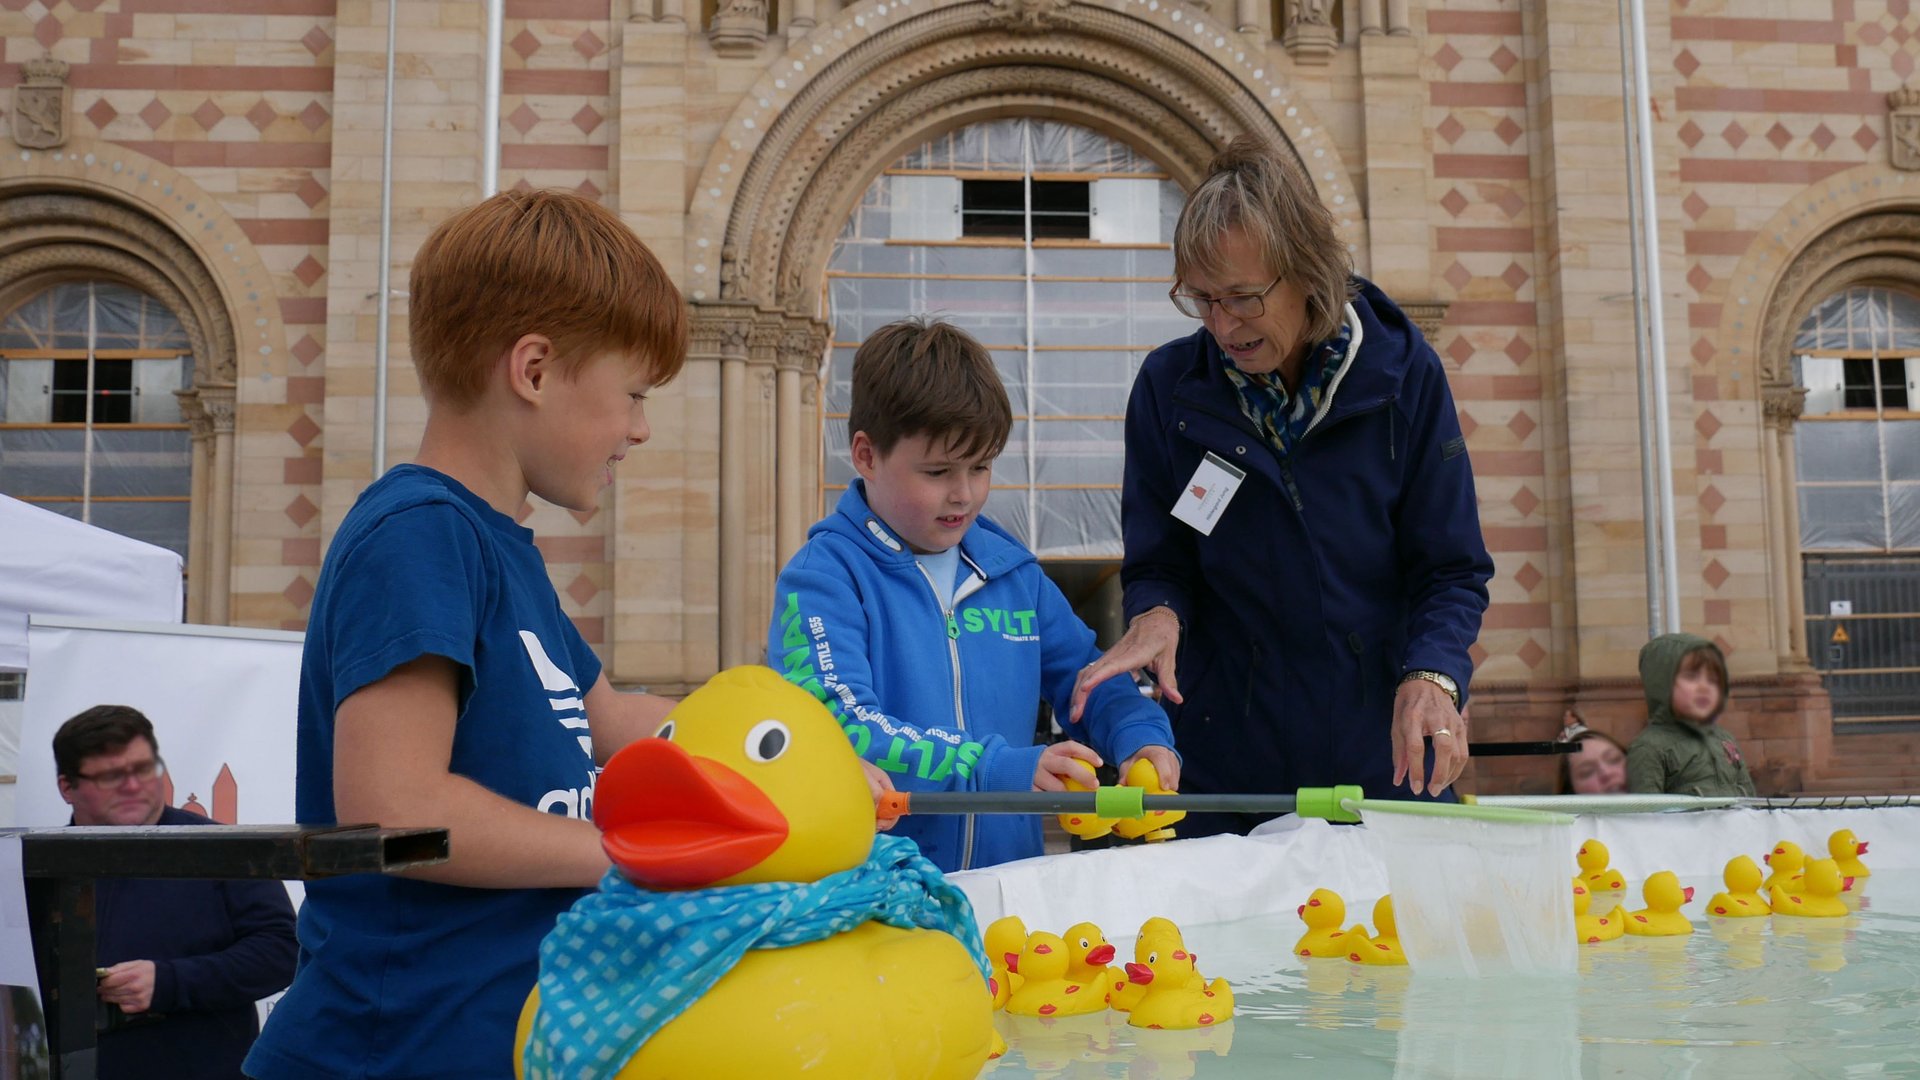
1121, 279, 1493, 834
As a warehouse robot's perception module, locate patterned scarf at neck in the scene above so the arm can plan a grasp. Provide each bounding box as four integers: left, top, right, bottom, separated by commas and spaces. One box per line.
521, 833, 989, 1080
1223, 323, 1352, 458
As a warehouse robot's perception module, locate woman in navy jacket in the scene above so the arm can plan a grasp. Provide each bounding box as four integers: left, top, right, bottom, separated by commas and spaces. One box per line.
1071, 137, 1494, 836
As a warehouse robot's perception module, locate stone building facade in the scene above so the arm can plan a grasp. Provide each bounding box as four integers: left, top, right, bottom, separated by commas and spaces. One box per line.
4, 0, 1918, 793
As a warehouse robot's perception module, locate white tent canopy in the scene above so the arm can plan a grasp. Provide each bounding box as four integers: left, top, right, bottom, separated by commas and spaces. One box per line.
0, 493, 183, 672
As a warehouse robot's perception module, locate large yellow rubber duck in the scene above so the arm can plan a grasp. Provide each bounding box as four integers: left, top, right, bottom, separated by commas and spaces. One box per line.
1122, 943, 1233, 1030
1006, 931, 1108, 1018
1057, 759, 1117, 841
1828, 829, 1871, 880
985, 915, 1028, 1009
1111, 917, 1196, 1012
1348, 896, 1407, 965
1623, 870, 1694, 936
1063, 922, 1125, 1005
1574, 881, 1626, 944
1576, 838, 1626, 892
1771, 856, 1851, 918
1109, 758, 1185, 841
1706, 855, 1771, 918
513, 666, 992, 1079
1763, 840, 1806, 892
1294, 888, 1351, 958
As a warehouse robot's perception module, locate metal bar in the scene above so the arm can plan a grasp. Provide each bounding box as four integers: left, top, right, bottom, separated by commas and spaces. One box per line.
12, 824, 449, 880
26, 875, 98, 1080
1466, 740, 1577, 757
482, 0, 504, 197
900, 792, 1302, 816
373, 0, 398, 476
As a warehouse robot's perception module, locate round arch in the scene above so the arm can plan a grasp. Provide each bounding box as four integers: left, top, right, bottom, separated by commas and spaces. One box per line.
0, 139, 292, 624
684, 0, 1365, 313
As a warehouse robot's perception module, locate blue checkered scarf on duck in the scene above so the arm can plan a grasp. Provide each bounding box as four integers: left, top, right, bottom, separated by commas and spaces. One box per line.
520, 834, 989, 1079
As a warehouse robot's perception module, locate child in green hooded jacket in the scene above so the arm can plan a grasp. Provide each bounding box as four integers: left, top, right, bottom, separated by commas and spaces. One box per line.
1625, 633, 1756, 797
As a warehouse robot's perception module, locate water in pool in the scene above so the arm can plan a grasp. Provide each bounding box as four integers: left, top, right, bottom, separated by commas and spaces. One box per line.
983, 870, 1920, 1078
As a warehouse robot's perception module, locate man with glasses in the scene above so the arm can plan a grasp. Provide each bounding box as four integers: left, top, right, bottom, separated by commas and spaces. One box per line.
53, 704, 297, 1079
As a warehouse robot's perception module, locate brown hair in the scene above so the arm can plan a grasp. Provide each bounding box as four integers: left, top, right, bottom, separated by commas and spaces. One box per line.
409, 189, 688, 408
1173, 135, 1353, 347
53, 704, 157, 780
848, 318, 1012, 461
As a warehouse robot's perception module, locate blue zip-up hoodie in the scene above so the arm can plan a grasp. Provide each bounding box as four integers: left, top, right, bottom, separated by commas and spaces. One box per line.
1122, 279, 1492, 835
770, 481, 1177, 871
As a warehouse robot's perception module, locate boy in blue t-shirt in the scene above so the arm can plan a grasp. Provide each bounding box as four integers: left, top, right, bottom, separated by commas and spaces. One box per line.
246, 190, 687, 1080
769, 319, 1179, 872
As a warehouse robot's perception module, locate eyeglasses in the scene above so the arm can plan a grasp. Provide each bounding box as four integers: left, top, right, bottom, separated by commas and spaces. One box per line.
71, 756, 166, 789
1169, 274, 1285, 321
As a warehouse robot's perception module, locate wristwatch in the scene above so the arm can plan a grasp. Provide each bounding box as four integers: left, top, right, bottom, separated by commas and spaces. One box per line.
1400, 669, 1460, 709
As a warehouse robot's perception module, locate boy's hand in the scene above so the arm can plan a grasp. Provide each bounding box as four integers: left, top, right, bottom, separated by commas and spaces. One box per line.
1121, 745, 1181, 791
1070, 607, 1182, 723
1034, 741, 1103, 792
861, 759, 899, 831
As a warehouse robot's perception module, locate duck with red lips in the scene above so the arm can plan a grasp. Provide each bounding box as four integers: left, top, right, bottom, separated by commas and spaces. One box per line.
515, 665, 994, 1079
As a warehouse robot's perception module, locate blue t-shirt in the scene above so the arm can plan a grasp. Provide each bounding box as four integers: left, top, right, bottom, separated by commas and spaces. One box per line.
246, 465, 603, 1080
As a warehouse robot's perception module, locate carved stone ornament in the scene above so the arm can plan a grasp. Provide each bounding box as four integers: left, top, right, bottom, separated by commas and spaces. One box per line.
1282, 0, 1339, 65
709, 0, 769, 58
985, 0, 1077, 34
1399, 301, 1450, 344
1891, 86, 1920, 172
1762, 383, 1808, 431
10, 55, 71, 150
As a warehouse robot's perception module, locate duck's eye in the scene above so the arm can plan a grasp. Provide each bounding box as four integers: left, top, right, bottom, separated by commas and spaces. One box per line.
1079, 938, 1090, 949
745, 719, 791, 762
655, 721, 676, 741
1147, 951, 1157, 964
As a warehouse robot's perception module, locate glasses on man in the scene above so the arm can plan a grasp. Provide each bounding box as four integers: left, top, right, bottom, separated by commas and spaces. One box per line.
72, 756, 167, 789
1169, 274, 1285, 321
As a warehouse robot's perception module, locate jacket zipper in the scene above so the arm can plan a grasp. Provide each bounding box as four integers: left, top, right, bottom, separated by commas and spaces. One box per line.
918, 560, 989, 870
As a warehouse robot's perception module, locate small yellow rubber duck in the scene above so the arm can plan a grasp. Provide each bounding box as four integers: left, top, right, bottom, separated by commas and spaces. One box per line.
1347, 896, 1407, 966
1577, 838, 1626, 892
1623, 870, 1694, 936
1062, 922, 1124, 1006
1057, 759, 1117, 841
1006, 931, 1107, 1018
1294, 888, 1351, 958
1828, 829, 1871, 881
1122, 944, 1233, 1030
1763, 840, 1806, 892
984, 915, 1027, 1009
1574, 882, 1626, 944
1109, 757, 1185, 841
1706, 855, 1771, 918
1771, 856, 1852, 918
1111, 917, 1197, 1012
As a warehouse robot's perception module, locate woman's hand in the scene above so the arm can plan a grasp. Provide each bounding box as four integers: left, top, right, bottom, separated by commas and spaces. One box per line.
1069, 607, 1183, 723
1391, 679, 1468, 796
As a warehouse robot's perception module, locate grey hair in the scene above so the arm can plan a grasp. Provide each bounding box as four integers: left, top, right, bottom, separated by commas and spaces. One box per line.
1173, 135, 1354, 347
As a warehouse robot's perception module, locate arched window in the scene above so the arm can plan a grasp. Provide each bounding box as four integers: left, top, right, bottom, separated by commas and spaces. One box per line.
0, 281, 194, 557
1793, 284, 1920, 725
821, 119, 1192, 561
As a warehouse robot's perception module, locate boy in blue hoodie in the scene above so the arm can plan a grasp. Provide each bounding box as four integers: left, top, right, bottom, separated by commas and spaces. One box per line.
769, 318, 1179, 872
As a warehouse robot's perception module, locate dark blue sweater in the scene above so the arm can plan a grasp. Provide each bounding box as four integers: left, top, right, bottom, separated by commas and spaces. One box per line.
1121, 280, 1493, 834
93, 806, 298, 1080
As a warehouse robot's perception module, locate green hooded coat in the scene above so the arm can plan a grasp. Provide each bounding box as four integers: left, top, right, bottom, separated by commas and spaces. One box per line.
1624, 633, 1757, 797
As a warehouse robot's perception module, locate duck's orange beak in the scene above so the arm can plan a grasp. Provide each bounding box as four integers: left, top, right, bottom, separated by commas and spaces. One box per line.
1086, 943, 1116, 965
1682, 887, 1695, 903
1858, 841, 1869, 855
1125, 962, 1154, 985
595, 737, 788, 889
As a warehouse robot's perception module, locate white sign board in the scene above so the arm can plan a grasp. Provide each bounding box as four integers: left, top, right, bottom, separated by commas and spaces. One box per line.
15, 616, 302, 830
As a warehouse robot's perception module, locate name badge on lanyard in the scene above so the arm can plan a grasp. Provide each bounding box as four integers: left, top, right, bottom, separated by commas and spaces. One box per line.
1170, 451, 1247, 536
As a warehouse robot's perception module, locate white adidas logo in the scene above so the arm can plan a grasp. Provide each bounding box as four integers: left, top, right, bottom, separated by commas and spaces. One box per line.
519, 630, 598, 820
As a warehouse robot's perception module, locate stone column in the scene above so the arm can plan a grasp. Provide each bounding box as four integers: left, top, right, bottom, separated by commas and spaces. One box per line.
775, 320, 828, 569
1764, 383, 1810, 668
176, 389, 214, 624
1357, 28, 1427, 298
1358, 0, 1383, 35
715, 313, 754, 668
1385, 0, 1410, 34
201, 384, 237, 625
